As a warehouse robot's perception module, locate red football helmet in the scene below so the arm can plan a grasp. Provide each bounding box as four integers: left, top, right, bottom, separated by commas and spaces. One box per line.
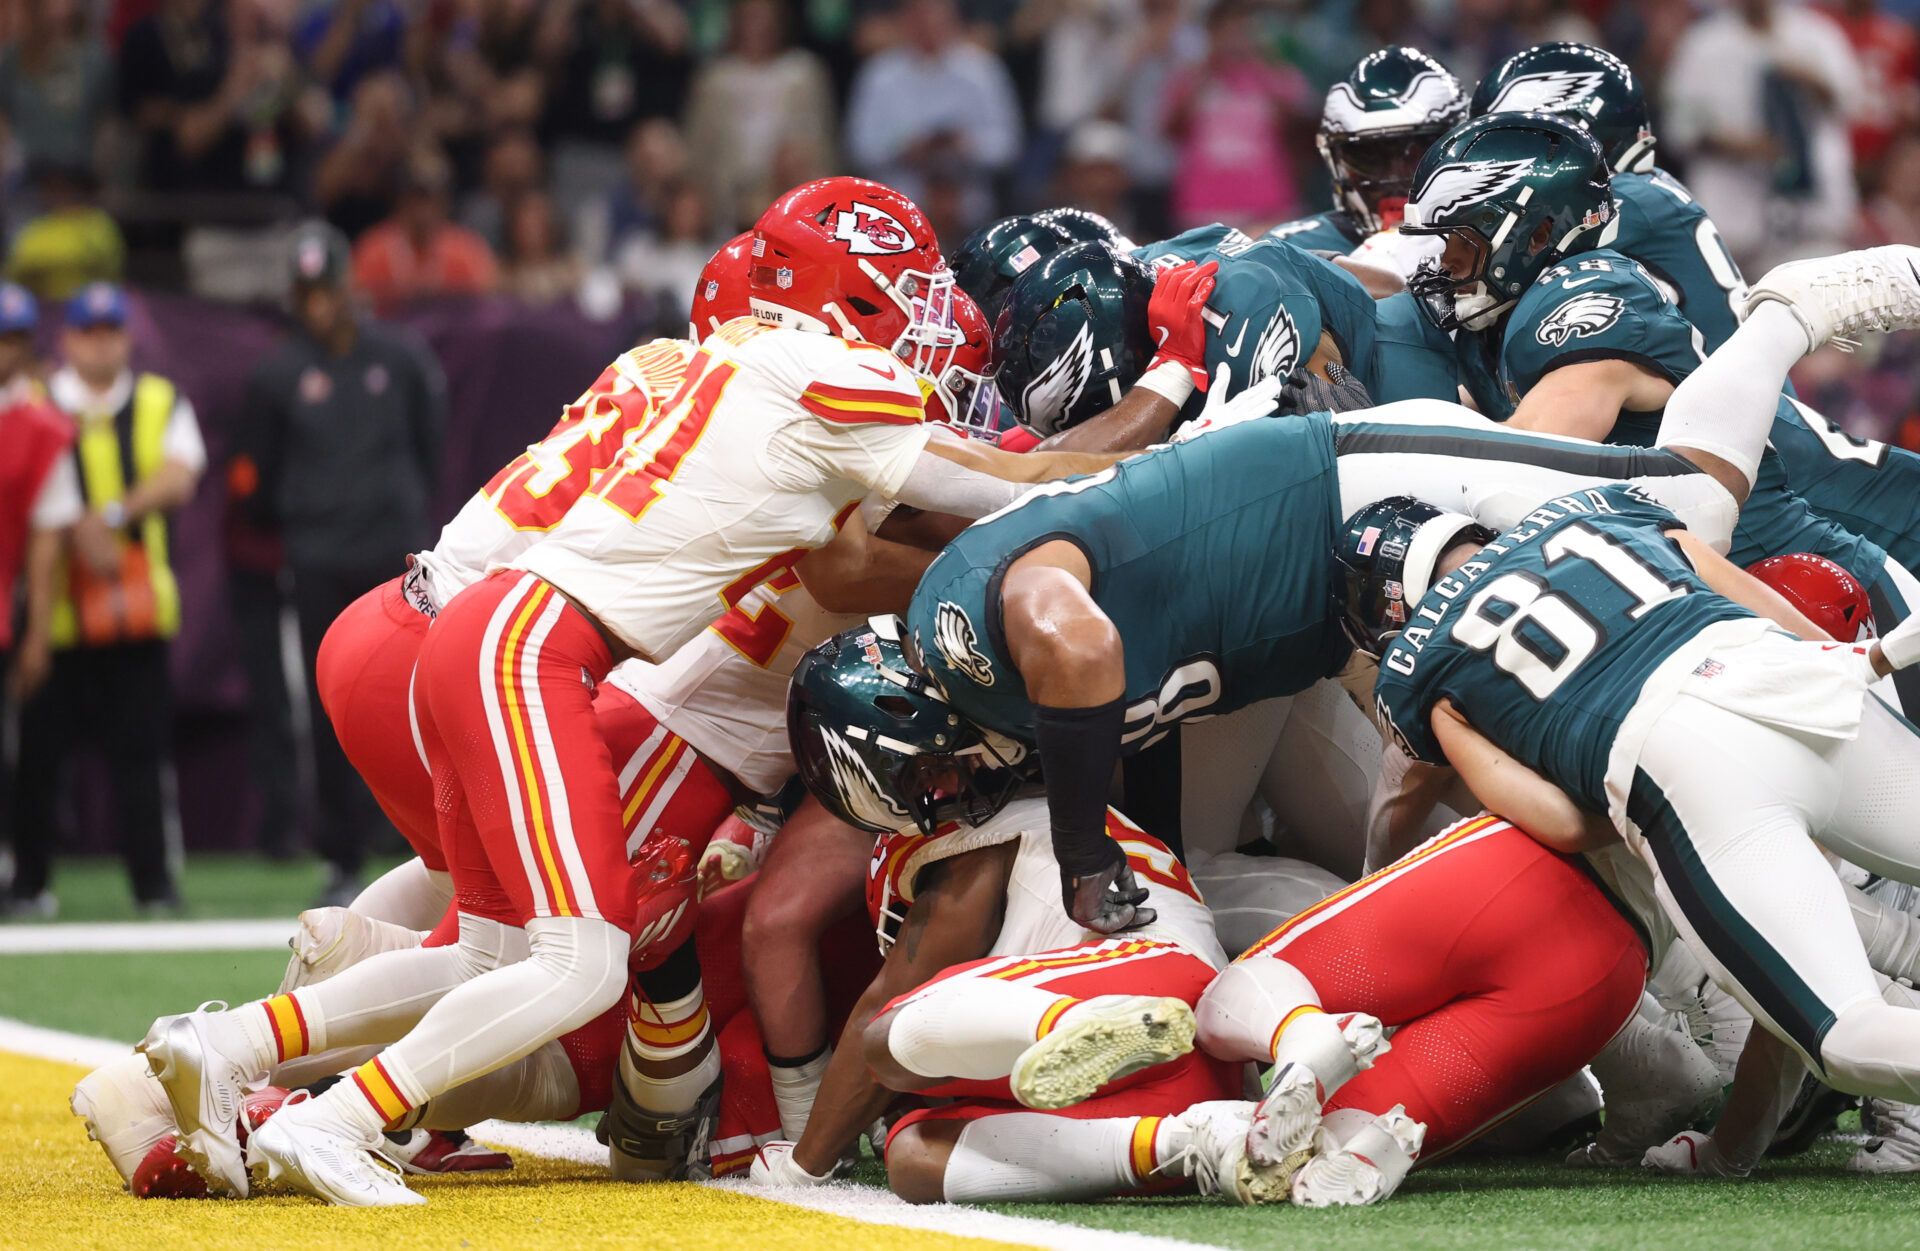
749, 177, 958, 376
1747, 552, 1875, 642
690, 232, 754, 338
922, 288, 1000, 434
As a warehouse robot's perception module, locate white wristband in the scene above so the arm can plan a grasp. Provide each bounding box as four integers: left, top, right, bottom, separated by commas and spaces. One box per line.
1133, 358, 1196, 408
1878, 612, 1920, 672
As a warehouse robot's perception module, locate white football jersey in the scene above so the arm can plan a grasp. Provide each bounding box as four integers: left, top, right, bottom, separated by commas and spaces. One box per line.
515, 318, 932, 660
869, 798, 1228, 969
411, 339, 696, 611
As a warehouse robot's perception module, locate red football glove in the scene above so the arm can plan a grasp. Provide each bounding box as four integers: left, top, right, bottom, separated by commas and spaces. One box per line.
1146, 260, 1219, 391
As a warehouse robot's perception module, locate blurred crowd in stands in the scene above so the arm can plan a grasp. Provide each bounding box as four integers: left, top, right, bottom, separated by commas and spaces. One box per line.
4, 0, 1920, 903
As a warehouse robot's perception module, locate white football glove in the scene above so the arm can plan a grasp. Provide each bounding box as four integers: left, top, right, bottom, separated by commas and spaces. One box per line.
747, 1141, 835, 1188
1171, 364, 1284, 443
1641, 1130, 1751, 1178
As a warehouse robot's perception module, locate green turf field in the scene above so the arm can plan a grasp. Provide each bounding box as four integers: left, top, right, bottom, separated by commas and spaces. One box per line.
9, 853, 403, 923
8, 858, 1920, 1249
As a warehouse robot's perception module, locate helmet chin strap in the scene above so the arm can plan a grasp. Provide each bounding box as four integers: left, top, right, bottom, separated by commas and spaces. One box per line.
1455, 284, 1512, 332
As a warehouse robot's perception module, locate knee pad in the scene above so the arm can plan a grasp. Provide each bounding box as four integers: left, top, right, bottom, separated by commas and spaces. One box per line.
527, 915, 632, 1021
1196, 958, 1322, 1063
450, 914, 531, 982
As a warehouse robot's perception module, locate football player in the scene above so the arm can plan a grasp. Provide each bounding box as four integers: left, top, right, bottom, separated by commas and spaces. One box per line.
138, 178, 1114, 1207
752, 625, 1362, 1206
1397, 112, 1920, 716
1471, 40, 1920, 573
1350, 481, 1920, 1157
949, 214, 1076, 327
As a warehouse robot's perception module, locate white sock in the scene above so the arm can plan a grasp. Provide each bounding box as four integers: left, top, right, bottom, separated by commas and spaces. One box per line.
887, 981, 1076, 1081
944, 1113, 1164, 1201
769, 1050, 831, 1141
1195, 958, 1323, 1065
348, 859, 456, 930
1656, 303, 1808, 490
625, 981, 719, 1115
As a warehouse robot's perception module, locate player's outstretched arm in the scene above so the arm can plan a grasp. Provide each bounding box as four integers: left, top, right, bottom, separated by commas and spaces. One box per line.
1430, 699, 1617, 854
889, 438, 1122, 520
1506, 358, 1668, 444
1001, 543, 1154, 935
793, 511, 938, 616
1668, 531, 1832, 640
1645, 1027, 1806, 1178
777, 848, 1013, 1180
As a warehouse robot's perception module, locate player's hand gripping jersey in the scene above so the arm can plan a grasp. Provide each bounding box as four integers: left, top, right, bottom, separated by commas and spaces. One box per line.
410, 339, 697, 612
1372, 484, 1764, 816
516, 317, 932, 660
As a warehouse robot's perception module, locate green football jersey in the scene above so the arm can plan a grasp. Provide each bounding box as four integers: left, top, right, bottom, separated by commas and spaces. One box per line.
1132, 223, 1261, 267
1368, 291, 1465, 405
1264, 210, 1366, 256
1767, 400, 1920, 571
1373, 484, 1756, 811
1609, 169, 1747, 354
907, 415, 1351, 747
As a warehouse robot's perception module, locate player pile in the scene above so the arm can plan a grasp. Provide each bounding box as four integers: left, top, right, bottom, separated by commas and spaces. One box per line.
67, 40, 1920, 1212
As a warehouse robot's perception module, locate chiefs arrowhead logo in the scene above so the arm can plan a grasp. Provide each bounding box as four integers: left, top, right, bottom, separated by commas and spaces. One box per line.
833, 202, 916, 256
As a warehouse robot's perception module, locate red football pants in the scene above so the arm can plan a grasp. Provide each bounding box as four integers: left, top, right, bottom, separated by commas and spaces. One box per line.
1244, 815, 1648, 1159
414, 571, 632, 929
315, 576, 440, 867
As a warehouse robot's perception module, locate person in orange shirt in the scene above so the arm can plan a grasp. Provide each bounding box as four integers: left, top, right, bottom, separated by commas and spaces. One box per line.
349, 146, 499, 310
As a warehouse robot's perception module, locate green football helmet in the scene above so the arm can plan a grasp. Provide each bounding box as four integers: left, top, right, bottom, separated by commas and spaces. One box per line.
1333, 496, 1492, 657
992, 242, 1155, 436
1038, 207, 1134, 251
1472, 42, 1655, 175
951, 215, 1076, 327
786, 616, 1028, 836
1401, 111, 1614, 333
1318, 46, 1469, 234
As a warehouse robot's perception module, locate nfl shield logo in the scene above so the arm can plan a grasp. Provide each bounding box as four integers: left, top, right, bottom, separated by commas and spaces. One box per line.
776, 267, 794, 290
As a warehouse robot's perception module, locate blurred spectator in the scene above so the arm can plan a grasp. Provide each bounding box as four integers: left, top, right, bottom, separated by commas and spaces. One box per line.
1293, 0, 1432, 89
313, 70, 412, 240
1160, 0, 1313, 230
544, 0, 691, 146
0, 0, 112, 176
5, 164, 126, 301
351, 145, 500, 308
294, 0, 408, 104
13, 282, 205, 916
502, 190, 584, 305
1820, 0, 1920, 180
685, 0, 838, 231
118, 0, 317, 200
844, 0, 1022, 230
0, 284, 81, 900
1010, 0, 1136, 198
1053, 120, 1137, 238
1858, 133, 1920, 245
1664, 0, 1862, 268
237, 224, 445, 904
617, 179, 717, 319
576, 118, 689, 267
460, 128, 545, 254
1118, 0, 1204, 240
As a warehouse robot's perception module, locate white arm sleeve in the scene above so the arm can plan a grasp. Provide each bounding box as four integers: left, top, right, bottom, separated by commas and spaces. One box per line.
163, 395, 208, 474
889, 450, 1027, 519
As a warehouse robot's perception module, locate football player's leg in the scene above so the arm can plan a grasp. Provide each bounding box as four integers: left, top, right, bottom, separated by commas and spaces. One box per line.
1260, 678, 1381, 880
742, 796, 872, 1138
347, 859, 454, 934
871, 942, 1213, 1110
1186, 852, 1346, 959
1175, 697, 1292, 857
1631, 696, 1920, 1102
606, 940, 723, 1179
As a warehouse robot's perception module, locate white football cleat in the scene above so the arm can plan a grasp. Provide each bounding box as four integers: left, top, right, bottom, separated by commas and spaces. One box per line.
1009, 995, 1195, 1111
1158, 1100, 1292, 1205
1290, 1106, 1426, 1208
1742, 245, 1920, 352
276, 907, 426, 993
1641, 1128, 1749, 1178
71, 1052, 177, 1186
1578, 1009, 1723, 1166
246, 1092, 425, 1206
1245, 1061, 1321, 1179
138, 1003, 267, 1197
1850, 1100, 1920, 1174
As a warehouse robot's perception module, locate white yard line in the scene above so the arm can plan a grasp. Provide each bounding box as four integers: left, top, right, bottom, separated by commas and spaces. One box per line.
0, 1016, 1225, 1251
0, 919, 292, 954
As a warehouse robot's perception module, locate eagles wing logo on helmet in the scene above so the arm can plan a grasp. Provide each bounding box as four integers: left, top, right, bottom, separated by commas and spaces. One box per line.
1020, 320, 1094, 430
1406, 159, 1536, 226
1249, 308, 1301, 384
821, 727, 912, 832
833, 202, 915, 256
1323, 69, 1464, 132
1535, 292, 1625, 347
1486, 71, 1608, 119
933, 602, 995, 688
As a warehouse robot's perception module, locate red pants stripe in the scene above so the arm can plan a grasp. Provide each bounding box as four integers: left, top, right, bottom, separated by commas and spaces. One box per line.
415, 571, 632, 929
314, 576, 441, 868
1245, 819, 1647, 1159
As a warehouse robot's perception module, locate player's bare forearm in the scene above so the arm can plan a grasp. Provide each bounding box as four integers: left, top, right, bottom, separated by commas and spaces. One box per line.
1036, 386, 1181, 454
122, 460, 201, 519
1507, 359, 1664, 443
1710, 1028, 1808, 1173
1366, 748, 1464, 869
1670, 530, 1834, 641
789, 1012, 896, 1175
928, 434, 1119, 484
795, 514, 936, 615
876, 505, 972, 551
1431, 700, 1615, 853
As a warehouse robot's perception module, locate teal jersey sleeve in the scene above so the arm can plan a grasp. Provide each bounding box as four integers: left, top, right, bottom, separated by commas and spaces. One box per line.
1499, 251, 1705, 447
1768, 399, 1920, 571
1249, 240, 1380, 384
1173, 248, 1329, 425
1132, 223, 1259, 268
1264, 210, 1365, 256
1365, 292, 1463, 404
1373, 484, 1756, 809
1610, 169, 1748, 354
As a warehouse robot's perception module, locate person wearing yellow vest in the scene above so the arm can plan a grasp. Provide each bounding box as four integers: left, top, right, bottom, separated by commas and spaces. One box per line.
9, 282, 204, 916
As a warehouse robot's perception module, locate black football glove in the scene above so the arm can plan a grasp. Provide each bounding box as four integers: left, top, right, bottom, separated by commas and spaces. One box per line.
1059, 837, 1156, 934
1276, 359, 1374, 416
